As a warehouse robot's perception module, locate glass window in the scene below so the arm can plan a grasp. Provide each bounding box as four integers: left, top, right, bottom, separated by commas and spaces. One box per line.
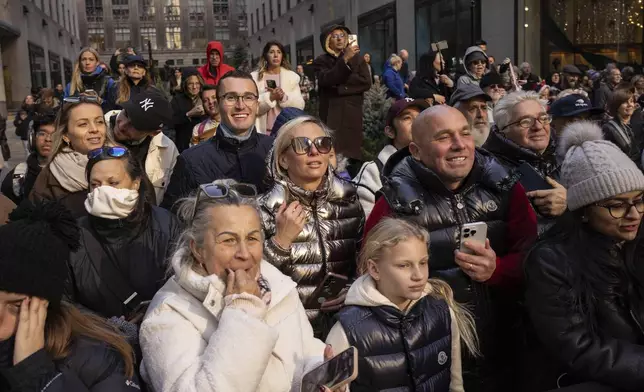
165, 0, 181, 21
114, 27, 131, 48
166, 59, 175, 66
177, 59, 184, 65
166, 26, 182, 49
140, 0, 156, 21
64, 59, 73, 85
296, 36, 314, 65
251, 13, 254, 34
270, 0, 274, 20
49, 52, 62, 87
88, 27, 106, 51
191, 27, 207, 48
193, 58, 200, 65
28, 43, 46, 89
141, 26, 157, 50
262, 3, 266, 27
278, 0, 282, 16
214, 28, 230, 40
202, 58, 207, 63
256, 8, 260, 29
358, 4, 396, 74
86, 0, 103, 22
213, 0, 229, 18
287, 0, 291, 9
189, 0, 205, 20
55, 0, 60, 23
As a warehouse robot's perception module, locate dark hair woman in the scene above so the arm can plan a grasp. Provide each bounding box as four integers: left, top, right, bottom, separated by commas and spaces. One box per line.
65, 146, 180, 319
114, 56, 154, 106
602, 87, 641, 166
524, 121, 644, 391
170, 67, 206, 152
168, 67, 183, 96
14, 95, 37, 155
64, 47, 117, 111
0, 201, 140, 391
409, 50, 454, 104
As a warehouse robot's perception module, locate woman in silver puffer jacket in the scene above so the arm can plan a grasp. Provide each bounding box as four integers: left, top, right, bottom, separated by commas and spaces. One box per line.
259, 115, 364, 339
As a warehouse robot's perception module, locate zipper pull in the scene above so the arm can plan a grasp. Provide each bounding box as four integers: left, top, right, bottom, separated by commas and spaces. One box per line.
455, 195, 464, 210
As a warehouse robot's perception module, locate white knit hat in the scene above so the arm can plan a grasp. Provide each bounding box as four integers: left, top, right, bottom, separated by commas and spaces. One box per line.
558, 121, 644, 211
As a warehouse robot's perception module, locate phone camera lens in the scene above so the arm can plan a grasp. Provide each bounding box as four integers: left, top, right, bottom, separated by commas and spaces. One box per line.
471, 230, 477, 235
464, 233, 470, 238
464, 228, 470, 233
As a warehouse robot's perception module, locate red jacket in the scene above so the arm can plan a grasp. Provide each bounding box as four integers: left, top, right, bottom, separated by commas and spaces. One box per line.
198, 41, 235, 86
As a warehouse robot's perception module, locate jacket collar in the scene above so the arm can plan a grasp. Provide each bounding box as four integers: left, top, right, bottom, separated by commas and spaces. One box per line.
88, 213, 143, 244
212, 125, 259, 151
149, 132, 171, 151
483, 127, 558, 176
377, 145, 397, 167
346, 275, 429, 312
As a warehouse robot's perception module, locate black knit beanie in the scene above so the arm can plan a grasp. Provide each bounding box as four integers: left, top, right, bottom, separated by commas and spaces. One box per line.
0, 201, 80, 306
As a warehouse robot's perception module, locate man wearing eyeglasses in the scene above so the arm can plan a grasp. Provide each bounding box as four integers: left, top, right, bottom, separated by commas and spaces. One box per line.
161, 70, 273, 211
483, 91, 568, 230
313, 24, 372, 176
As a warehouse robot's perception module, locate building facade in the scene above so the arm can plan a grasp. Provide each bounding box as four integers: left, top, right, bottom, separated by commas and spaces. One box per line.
0, 0, 81, 114
78, 0, 248, 70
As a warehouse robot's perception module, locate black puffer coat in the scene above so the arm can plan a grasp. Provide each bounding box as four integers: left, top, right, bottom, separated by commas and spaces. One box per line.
259, 173, 364, 338
524, 226, 644, 392
65, 206, 180, 318
337, 295, 452, 392
602, 120, 642, 168
0, 337, 141, 392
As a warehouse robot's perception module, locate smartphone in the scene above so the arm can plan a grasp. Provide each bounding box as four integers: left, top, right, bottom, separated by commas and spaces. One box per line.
301, 346, 358, 392
516, 162, 552, 192
348, 34, 358, 47
459, 222, 488, 255
305, 272, 348, 309
266, 79, 277, 89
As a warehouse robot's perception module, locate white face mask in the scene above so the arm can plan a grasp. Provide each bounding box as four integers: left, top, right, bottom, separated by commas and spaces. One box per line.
85, 185, 139, 219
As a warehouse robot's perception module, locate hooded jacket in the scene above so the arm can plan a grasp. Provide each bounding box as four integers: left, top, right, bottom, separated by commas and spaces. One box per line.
198, 41, 236, 86
64, 67, 117, 111
457, 46, 489, 87
326, 275, 464, 392
382, 59, 406, 99
139, 251, 326, 392
353, 144, 397, 218
312, 25, 372, 160
259, 159, 364, 338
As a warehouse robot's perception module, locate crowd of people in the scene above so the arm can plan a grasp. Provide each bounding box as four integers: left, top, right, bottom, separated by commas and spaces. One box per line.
1, 27, 644, 392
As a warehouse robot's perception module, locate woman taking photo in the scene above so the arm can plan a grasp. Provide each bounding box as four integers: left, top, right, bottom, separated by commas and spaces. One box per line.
64, 48, 116, 111
524, 121, 644, 392
0, 201, 140, 391
602, 87, 641, 165
29, 96, 107, 218
382, 54, 406, 100
114, 55, 153, 106
171, 67, 206, 152
66, 146, 180, 319
409, 50, 454, 105
251, 41, 305, 135
139, 181, 337, 392
14, 95, 36, 155
259, 116, 364, 338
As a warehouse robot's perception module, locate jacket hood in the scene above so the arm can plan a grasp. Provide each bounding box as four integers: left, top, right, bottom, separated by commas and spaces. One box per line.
345, 275, 430, 309
206, 41, 225, 65
462, 46, 489, 79
320, 24, 352, 56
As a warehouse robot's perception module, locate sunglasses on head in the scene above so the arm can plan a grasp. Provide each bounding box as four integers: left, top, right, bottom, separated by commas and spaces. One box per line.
88, 146, 129, 160
191, 182, 258, 223
286, 136, 334, 155
63, 95, 101, 105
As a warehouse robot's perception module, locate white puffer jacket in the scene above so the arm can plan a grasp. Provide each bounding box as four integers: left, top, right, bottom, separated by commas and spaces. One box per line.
353, 144, 397, 218
139, 250, 326, 392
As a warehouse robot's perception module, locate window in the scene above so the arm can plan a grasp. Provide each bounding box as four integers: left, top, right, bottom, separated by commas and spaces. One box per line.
262, 3, 266, 27
193, 58, 200, 65
166, 26, 182, 49
112, 0, 129, 21
88, 27, 106, 51
140, 0, 156, 21
190, 0, 206, 49
278, 0, 282, 17
191, 27, 207, 48
86, 0, 103, 23
55, 0, 60, 23
165, 0, 181, 21
270, 0, 274, 20
214, 28, 230, 40
358, 4, 396, 74
177, 59, 184, 65
287, 0, 291, 10
114, 27, 131, 48
28, 43, 46, 89
213, 0, 229, 18
67, 9, 70, 31
256, 9, 260, 29
63, 59, 72, 85
202, 58, 207, 63
49, 52, 62, 87
251, 13, 254, 34
189, 0, 205, 20
62, 3, 66, 28
296, 36, 314, 66
141, 26, 157, 50
166, 59, 175, 66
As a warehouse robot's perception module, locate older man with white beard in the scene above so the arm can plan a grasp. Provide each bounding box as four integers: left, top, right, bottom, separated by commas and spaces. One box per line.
450, 83, 492, 146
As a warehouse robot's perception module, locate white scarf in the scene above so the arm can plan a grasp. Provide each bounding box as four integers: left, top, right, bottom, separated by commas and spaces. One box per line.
85, 185, 139, 219
49, 147, 89, 193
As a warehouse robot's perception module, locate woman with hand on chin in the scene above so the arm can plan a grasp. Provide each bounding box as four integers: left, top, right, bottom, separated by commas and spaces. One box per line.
0, 201, 140, 392
259, 116, 364, 339
252, 41, 305, 135
29, 96, 107, 218
139, 180, 345, 392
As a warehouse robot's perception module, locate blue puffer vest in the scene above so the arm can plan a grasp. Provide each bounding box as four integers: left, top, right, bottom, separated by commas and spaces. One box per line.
337, 295, 452, 392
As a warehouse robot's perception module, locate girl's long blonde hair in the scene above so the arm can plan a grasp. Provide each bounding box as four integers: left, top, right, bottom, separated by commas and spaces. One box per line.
359, 218, 480, 357
69, 48, 101, 96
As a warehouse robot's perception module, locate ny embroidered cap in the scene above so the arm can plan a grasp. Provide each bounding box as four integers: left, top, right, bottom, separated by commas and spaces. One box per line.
121, 89, 173, 132
549, 94, 603, 118
386, 98, 430, 127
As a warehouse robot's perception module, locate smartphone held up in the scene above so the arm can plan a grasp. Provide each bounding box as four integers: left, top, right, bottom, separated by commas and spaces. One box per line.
301, 346, 358, 392
348, 34, 358, 48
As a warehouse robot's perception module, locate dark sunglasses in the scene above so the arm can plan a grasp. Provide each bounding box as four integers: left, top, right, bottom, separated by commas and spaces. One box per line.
286, 136, 333, 155
192, 182, 258, 223
63, 95, 101, 105
88, 146, 129, 160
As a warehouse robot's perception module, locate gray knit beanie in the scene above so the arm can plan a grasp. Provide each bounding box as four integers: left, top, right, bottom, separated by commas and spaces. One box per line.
558, 120, 644, 211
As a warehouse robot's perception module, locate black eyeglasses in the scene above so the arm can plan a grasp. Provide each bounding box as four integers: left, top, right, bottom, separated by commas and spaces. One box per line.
595, 198, 644, 219
88, 146, 129, 160
502, 114, 552, 130
192, 182, 258, 223
285, 136, 334, 155
217, 93, 259, 106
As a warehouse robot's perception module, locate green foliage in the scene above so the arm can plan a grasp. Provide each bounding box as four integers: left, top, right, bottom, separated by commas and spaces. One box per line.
232, 45, 249, 69
362, 83, 392, 161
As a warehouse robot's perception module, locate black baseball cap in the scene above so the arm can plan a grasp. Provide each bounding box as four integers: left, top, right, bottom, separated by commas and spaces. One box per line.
549, 94, 603, 118
121, 89, 173, 131
386, 98, 430, 127
124, 55, 147, 68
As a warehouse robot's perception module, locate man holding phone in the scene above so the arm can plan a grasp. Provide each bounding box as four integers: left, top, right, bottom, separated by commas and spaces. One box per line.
365, 105, 537, 392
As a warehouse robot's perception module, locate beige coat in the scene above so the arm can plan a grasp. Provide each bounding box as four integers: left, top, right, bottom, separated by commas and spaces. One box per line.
251, 68, 305, 134
146, 132, 178, 204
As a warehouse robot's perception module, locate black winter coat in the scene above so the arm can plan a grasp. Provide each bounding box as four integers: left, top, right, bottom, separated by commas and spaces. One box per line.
602, 120, 642, 168
65, 206, 180, 318
161, 127, 273, 211
525, 227, 644, 391
337, 295, 452, 392
0, 337, 140, 392
409, 75, 452, 101
171, 92, 205, 152
1, 153, 42, 205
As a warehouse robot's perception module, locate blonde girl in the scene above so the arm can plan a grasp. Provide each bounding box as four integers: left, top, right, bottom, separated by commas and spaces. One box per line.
326, 218, 479, 392
64, 47, 117, 110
